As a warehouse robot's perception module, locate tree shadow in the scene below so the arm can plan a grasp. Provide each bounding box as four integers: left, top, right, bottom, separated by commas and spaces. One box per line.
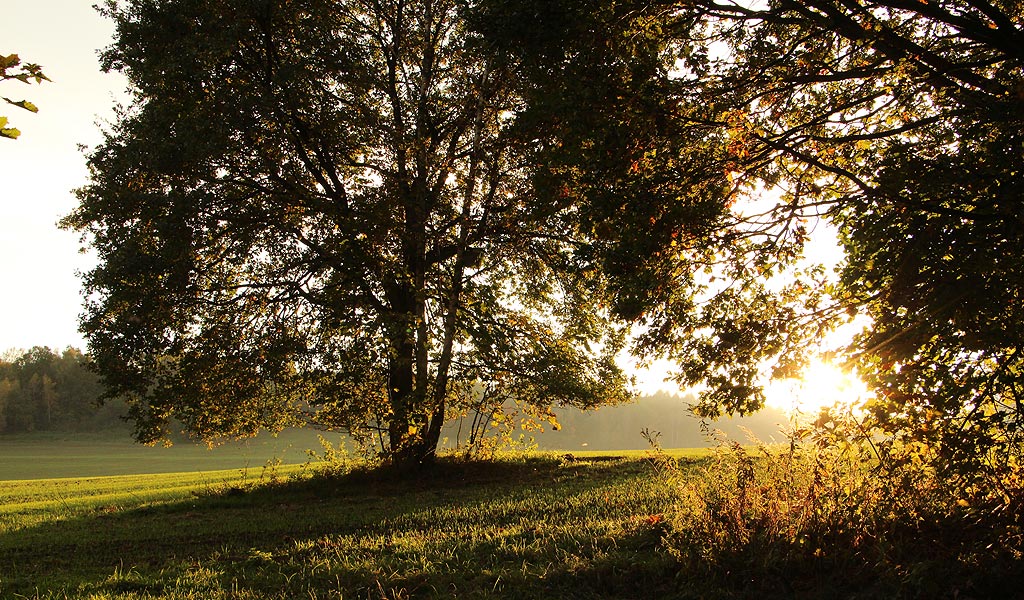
0, 455, 672, 598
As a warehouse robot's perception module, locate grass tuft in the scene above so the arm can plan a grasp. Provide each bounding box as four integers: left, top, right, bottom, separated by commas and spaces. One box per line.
654, 415, 1024, 599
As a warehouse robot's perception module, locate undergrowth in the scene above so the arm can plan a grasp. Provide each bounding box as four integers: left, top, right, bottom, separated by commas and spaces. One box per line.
654, 408, 1024, 599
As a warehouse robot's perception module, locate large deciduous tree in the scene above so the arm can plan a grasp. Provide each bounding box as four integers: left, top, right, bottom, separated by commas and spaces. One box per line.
66, 0, 727, 466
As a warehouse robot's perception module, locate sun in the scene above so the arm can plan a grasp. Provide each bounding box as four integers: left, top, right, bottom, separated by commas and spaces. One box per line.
764, 360, 871, 416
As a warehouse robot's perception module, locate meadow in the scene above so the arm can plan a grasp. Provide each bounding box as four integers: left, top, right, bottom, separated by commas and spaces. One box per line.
0, 451, 691, 599
0, 430, 326, 481
1, 435, 1019, 599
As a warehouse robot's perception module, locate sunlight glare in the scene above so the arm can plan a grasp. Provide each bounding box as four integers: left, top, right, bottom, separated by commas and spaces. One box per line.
765, 360, 871, 416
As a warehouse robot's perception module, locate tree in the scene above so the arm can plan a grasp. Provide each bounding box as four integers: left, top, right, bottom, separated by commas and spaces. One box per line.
65, 0, 721, 467
594, 0, 1024, 480
1, 53, 49, 139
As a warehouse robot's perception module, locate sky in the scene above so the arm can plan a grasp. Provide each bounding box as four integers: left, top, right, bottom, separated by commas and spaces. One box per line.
2, 0, 127, 352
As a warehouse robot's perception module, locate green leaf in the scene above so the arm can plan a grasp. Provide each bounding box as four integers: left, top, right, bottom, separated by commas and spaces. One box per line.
3, 97, 39, 113
0, 115, 15, 138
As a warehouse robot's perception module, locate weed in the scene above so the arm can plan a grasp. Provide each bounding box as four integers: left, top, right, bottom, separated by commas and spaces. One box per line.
303, 434, 353, 476
655, 408, 1024, 598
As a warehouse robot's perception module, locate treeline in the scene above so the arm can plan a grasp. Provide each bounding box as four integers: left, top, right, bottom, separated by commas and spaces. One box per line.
0, 347, 126, 434
0, 346, 790, 448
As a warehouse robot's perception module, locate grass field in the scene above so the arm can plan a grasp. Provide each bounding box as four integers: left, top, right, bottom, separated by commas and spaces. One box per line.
1, 439, 1018, 599
0, 430, 329, 480
0, 451, 696, 599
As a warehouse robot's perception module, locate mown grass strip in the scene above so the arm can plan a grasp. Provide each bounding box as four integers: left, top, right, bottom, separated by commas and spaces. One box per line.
0, 430, 324, 480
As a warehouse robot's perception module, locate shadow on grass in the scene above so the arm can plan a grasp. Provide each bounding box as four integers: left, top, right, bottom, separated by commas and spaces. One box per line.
0, 455, 685, 599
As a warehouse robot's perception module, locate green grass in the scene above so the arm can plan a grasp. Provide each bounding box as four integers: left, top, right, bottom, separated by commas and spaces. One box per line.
0, 451, 707, 599
2, 445, 1014, 599
0, 430, 327, 480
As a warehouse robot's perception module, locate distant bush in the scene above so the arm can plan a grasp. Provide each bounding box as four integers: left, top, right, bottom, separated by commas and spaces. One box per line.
658, 408, 1024, 598
303, 433, 356, 476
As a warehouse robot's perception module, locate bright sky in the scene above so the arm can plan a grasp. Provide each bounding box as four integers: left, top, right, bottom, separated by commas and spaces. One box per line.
2, 1, 127, 352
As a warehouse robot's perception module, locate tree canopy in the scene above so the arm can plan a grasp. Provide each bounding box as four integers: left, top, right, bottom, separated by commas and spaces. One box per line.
486, 0, 1024, 482
65, 0, 733, 466
600, 0, 1024, 480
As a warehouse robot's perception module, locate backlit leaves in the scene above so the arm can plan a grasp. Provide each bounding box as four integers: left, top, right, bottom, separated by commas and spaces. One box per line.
0, 53, 49, 139
649, 0, 1024, 479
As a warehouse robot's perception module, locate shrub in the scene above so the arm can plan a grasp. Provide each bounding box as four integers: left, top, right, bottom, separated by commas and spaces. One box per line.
659, 407, 1024, 598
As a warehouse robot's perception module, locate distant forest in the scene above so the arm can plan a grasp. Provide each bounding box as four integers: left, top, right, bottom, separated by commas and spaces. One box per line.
0, 347, 790, 448
0, 347, 128, 434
